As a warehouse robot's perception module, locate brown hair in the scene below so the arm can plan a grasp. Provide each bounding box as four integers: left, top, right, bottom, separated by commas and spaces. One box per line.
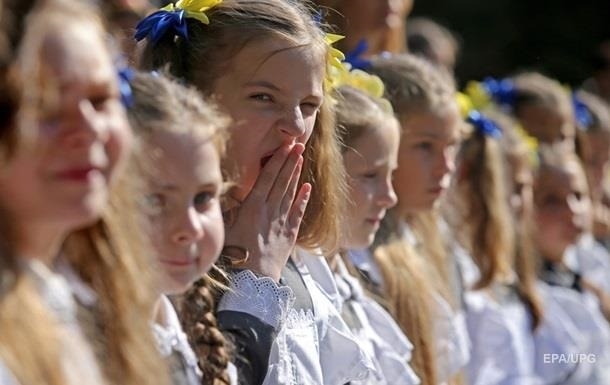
138, 0, 346, 255
368, 53, 458, 120
368, 53, 462, 385
497, 112, 544, 329
372, 211, 439, 385
126, 71, 232, 385
334, 85, 398, 152
451, 123, 513, 289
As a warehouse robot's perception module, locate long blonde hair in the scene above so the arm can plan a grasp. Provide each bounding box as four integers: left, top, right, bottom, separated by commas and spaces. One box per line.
450, 123, 513, 289
138, 0, 346, 255
0, 2, 169, 384
368, 53, 461, 385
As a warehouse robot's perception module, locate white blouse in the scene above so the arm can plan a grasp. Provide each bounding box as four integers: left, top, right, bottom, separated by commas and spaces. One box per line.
334, 256, 420, 385
218, 247, 376, 385
25, 260, 106, 385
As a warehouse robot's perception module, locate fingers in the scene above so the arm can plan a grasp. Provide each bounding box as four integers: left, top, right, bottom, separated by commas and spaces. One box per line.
278, 156, 303, 217
287, 182, 311, 235
247, 144, 293, 202
263, 143, 304, 203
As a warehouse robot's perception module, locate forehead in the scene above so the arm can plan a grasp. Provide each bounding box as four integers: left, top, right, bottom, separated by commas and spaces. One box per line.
345, 123, 399, 165
147, 131, 221, 181
401, 108, 460, 140
41, 22, 112, 86
536, 162, 587, 193
220, 37, 324, 86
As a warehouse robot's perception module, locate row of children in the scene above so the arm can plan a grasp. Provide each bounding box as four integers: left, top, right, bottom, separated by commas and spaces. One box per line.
1, 0, 610, 384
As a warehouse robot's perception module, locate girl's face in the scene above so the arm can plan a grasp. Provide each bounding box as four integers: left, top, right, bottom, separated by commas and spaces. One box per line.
393, 109, 460, 214
342, 122, 399, 249
212, 37, 324, 201
534, 162, 590, 261
145, 131, 224, 294
0, 23, 131, 248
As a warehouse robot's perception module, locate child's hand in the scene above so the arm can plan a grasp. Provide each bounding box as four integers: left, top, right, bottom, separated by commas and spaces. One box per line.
223, 143, 311, 282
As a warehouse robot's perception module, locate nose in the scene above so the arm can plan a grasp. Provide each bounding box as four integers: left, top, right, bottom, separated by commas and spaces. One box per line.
63, 99, 109, 148
376, 176, 398, 209
277, 105, 308, 139
172, 207, 204, 245
433, 146, 456, 179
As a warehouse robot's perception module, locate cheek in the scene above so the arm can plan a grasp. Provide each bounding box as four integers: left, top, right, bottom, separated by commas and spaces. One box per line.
106, 116, 132, 175
200, 206, 225, 268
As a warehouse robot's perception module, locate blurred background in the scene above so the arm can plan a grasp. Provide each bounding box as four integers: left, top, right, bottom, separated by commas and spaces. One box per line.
410, 0, 610, 87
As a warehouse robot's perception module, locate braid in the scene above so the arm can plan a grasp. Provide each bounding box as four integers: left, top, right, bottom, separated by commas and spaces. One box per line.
181, 276, 232, 385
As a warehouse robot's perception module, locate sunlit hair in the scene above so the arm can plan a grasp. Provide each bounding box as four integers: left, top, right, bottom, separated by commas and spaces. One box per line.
368, 53, 458, 121
0, 1, 169, 384
138, 0, 346, 254
511, 72, 575, 140
450, 122, 513, 289
497, 110, 544, 329
368, 53, 463, 385
372, 210, 439, 385
126, 71, 232, 384
333, 85, 398, 152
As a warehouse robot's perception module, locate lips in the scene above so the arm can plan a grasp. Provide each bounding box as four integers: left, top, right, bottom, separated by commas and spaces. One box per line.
159, 258, 197, 267
56, 165, 103, 182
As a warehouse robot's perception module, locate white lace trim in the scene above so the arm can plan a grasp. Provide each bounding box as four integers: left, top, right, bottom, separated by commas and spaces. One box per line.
218, 270, 295, 329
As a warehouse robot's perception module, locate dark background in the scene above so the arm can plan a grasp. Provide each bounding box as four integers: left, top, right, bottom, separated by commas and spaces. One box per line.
410, 0, 610, 87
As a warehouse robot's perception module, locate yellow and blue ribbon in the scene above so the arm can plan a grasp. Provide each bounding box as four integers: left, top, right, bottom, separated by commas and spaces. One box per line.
134, 0, 222, 44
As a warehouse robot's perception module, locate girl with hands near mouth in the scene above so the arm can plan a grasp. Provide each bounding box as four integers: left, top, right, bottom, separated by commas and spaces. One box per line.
137, 0, 373, 384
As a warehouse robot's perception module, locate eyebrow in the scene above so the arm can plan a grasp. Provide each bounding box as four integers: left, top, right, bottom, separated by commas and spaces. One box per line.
243, 80, 282, 92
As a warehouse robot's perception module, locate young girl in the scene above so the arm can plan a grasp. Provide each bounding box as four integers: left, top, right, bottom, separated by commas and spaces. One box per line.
445, 105, 545, 384
126, 71, 234, 385
566, 91, 610, 299
136, 1, 373, 384
532, 145, 610, 382
364, 53, 469, 385
331, 84, 419, 385
0, 1, 167, 384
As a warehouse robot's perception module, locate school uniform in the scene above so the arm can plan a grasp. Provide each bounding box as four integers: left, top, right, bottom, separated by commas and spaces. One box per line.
333, 256, 420, 385
217, 247, 375, 385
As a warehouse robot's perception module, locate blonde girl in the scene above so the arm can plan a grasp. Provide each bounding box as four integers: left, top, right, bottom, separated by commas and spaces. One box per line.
365, 53, 469, 385
136, 1, 373, 384
126, 71, 234, 385
0, 1, 168, 384
332, 84, 419, 385
445, 107, 547, 384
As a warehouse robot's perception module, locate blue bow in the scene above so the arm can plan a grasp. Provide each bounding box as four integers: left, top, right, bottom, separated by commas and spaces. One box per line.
344, 39, 372, 70
117, 67, 135, 108
467, 110, 502, 138
482, 77, 516, 108
134, 10, 189, 44
572, 94, 593, 129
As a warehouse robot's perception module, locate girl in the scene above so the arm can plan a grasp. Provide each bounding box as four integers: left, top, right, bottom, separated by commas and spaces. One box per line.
364, 53, 469, 385
566, 91, 610, 298
136, 1, 373, 384
126, 71, 233, 385
0, 1, 167, 384
445, 106, 544, 384
332, 84, 419, 385
532, 145, 610, 382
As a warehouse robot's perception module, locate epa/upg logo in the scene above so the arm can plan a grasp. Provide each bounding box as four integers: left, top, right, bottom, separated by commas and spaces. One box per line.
543, 354, 597, 364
